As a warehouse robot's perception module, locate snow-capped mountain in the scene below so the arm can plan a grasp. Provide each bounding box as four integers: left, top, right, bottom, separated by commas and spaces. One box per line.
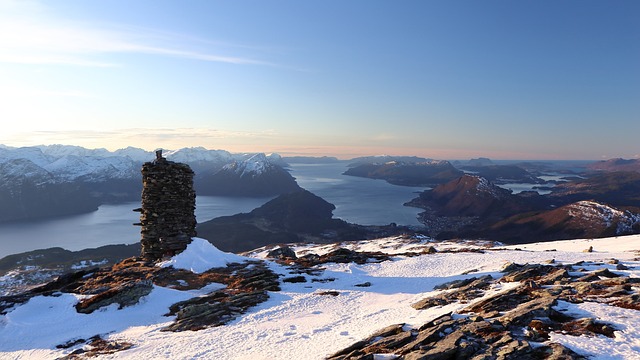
223, 153, 273, 177
0, 145, 288, 184
567, 200, 640, 233
43, 155, 140, 182
0, 144, 292, 221
0, 158, 54, 185
163, 147, 234, 172
198, 153, 301, 196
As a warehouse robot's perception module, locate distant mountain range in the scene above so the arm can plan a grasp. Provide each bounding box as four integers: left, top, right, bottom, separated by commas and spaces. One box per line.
586, 158, 640, 173
0, 145, 297, 222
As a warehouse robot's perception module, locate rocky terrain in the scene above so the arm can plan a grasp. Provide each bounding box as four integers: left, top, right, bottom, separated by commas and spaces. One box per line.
328, 260, 640, 360
1, 235, 639, 359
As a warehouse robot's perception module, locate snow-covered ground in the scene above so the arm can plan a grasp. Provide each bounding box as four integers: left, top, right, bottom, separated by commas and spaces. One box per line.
1, 235, 639, 359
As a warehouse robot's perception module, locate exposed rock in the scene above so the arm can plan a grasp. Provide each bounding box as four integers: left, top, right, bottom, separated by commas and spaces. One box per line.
266, 246, 298, 260
76, 279, 153, 314
412, 275, 493, 310
294, 248, 392, 267
56, 335, 134, 359
282, 276, 307, 283
331, 262, 632, 360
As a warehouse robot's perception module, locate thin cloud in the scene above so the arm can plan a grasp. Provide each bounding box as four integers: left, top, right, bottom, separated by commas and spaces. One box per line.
0, 128, 281, 151
0, 1, 273, 67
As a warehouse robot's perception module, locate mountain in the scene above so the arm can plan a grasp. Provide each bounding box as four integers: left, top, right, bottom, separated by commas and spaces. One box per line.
407, 173, 640, 242
0, 145, 295, 221
343, 160, 463, 186
405, 174, 549, 238
587, 158, 640, 173
407, 174, 543, 217
348, 155, 432, 167
196, 153, 301, 196
459, 164, 544, 184
466, 157, 494, 167
283, 156, 341, 164
0, 159, 100, 221
196, 189, 402, 252
487, 200, 640, 243
549, 171, 640, 207
1, 234, 640, 359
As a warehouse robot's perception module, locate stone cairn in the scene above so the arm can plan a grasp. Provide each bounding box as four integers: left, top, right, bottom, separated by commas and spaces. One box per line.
134, 150, 197, 261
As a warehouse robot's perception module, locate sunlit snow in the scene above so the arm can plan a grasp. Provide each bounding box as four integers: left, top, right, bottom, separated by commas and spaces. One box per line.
1, 235, 639, 359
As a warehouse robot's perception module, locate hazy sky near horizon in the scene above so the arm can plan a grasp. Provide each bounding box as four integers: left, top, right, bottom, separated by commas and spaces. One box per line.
0, 0, 638, 160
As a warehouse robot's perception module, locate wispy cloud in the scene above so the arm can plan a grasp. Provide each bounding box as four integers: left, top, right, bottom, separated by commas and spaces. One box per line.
0, 128, 281, 151
0, 0, 272, 67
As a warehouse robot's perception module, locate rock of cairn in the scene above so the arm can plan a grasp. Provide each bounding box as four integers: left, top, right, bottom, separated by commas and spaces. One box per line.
135, 150, 197, 261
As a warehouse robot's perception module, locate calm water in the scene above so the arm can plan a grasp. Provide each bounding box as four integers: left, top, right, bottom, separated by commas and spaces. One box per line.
0, 163, 425, 258
289, 163, 424, 226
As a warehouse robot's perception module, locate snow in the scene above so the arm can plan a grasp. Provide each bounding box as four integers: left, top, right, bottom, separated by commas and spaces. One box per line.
1, 235, 639, 359
550, 301, 640, 359
566, 200, 640, 234
157, 237, 249, 273
0, 146, 285, 186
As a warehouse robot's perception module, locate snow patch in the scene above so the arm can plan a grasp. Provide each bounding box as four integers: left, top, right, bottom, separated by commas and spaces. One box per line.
157, 237, 248, 273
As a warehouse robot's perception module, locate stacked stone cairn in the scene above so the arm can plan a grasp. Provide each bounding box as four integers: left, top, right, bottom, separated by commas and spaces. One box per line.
135, 150, 197, 261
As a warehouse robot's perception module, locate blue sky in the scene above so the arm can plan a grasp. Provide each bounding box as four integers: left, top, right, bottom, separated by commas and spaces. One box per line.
0, 0, 638, 160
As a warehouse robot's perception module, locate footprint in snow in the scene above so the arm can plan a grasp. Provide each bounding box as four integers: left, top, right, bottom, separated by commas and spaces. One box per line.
312, 326, 331, 334
283, 325, 297, 336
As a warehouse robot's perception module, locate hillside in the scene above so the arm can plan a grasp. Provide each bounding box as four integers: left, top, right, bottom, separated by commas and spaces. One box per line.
0, 145, 296, 221
487, 200, 640, 243
587, 158, 640, 173
196, 153, 301, 197
343, 160, 463, 186
549, 171, 640, 207
407, 174, 640, 242
1, 235, 639, 359
196, 190, 406, 252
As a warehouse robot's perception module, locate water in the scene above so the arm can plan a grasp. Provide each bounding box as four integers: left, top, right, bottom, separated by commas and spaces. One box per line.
0, 163, 426, 258
289, 163, 425, 226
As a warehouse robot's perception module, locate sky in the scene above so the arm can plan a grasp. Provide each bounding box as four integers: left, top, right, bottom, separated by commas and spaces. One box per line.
0, 0, 638, 160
